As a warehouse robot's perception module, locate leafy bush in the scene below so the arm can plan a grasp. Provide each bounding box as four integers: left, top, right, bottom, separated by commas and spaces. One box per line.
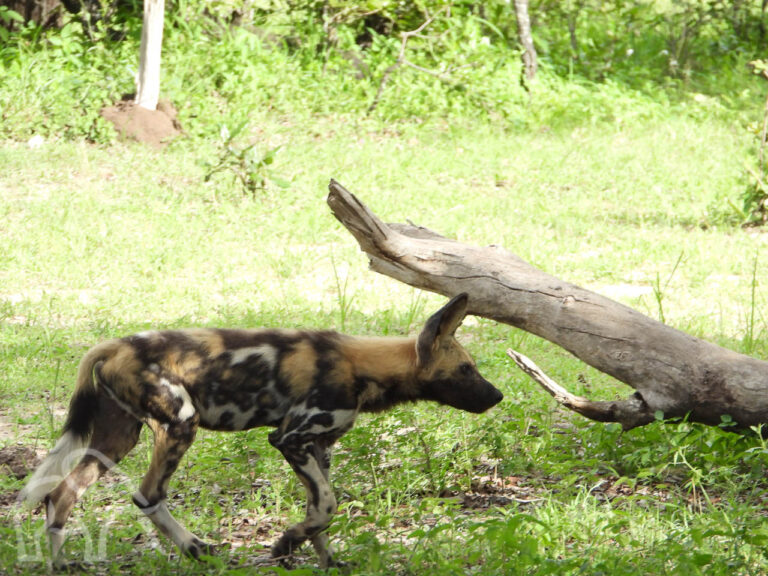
0, 13, 137, 141
0, 0, 765, 142
739, 60, 768, 225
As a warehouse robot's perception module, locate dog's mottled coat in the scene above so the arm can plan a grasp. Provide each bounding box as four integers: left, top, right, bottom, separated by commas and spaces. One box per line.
20, 294, 503, 567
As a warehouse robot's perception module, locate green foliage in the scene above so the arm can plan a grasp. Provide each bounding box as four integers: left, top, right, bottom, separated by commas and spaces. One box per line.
532, 0, 764, 85
0, 13, 134, 141
739, 60, 768, 225
1, 0, 766, 142
203, 122, 289, 196
0, 6, 24, 42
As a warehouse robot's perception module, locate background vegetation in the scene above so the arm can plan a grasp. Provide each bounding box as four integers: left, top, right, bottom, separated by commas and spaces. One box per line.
3, 1, 768, 574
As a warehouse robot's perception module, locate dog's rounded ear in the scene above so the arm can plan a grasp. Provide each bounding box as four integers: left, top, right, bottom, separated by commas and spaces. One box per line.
416, 293, 469, 367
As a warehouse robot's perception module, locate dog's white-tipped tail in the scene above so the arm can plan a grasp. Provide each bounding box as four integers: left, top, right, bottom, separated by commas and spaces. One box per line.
18, 339, 123, 508
17, 430, 88, 507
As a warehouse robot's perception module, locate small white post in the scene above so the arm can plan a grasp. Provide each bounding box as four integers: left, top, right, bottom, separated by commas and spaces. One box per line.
135, 0, 165, 111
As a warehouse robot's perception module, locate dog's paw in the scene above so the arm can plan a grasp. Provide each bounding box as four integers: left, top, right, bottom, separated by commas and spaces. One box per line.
325, 557, 351, 573
184, 537, 216, 560
51, 559, 94, 572
271, 528, 303, 560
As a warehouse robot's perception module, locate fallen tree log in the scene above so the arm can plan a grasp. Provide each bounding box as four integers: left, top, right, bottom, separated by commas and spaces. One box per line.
327, 179, 768, 431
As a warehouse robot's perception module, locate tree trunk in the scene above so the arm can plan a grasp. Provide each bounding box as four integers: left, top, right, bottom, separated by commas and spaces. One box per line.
513, 0, 537, 84
566, 1, 581, 59
327, 179, 768, 431
761, 0, 768, 44
1, 0, 65, 28
135, 0, 164, 111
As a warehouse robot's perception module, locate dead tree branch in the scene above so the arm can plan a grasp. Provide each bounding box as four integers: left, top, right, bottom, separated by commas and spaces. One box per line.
327, 179, 768, 431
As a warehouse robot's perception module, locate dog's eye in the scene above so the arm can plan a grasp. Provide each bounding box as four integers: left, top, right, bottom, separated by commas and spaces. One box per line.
459, 363, 473, 376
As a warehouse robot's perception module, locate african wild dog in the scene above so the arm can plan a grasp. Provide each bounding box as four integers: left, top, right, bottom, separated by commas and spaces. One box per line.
20, 293, 503, 568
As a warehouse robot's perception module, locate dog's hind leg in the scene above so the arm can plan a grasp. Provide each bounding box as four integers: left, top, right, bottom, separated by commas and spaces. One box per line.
44, 396, 142, 564
132, 417, 211, 559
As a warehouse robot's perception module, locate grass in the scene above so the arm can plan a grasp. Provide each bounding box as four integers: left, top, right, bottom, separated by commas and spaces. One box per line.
3, 112, 768, 575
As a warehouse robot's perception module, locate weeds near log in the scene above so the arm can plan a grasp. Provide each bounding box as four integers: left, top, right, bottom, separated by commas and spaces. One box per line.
331, 253, 356, 332
743, 255, 761, 354
651, 250, 685, 325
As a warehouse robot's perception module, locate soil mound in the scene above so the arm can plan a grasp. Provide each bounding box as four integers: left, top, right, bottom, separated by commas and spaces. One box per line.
0, 444, 39, 480
101, 99, 182, 146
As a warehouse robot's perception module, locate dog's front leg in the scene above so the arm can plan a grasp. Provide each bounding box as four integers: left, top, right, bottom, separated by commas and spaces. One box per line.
268, 435, 337, 566
269, 399, 356, 567
309, 440, 340, 568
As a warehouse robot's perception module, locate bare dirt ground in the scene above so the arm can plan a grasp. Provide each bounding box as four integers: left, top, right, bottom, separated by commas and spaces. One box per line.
0, 444, 38, 481
0, 414, 39, 512
100, 98, 182, 147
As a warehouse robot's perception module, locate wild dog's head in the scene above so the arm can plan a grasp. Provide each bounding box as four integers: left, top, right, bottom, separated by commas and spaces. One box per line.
415, 293, 503, 413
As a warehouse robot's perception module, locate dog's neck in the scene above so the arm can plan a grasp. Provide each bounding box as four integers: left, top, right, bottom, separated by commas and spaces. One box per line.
338, 337, 421, 412
340, 336, 418, 380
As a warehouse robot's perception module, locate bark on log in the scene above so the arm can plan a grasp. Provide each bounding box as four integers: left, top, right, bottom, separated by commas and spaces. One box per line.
327, 179, 768, 431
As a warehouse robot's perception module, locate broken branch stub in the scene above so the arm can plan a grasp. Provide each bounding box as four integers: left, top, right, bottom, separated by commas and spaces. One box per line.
505, 349, 652, 430
327, 179, 768, 430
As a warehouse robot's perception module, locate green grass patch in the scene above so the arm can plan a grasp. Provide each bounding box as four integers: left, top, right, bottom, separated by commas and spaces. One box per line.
3, 1, 768, 562
2, 113, 768, 574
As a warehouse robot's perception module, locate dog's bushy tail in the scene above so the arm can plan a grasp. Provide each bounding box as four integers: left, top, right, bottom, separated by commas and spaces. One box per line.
18, 339, 123, 507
